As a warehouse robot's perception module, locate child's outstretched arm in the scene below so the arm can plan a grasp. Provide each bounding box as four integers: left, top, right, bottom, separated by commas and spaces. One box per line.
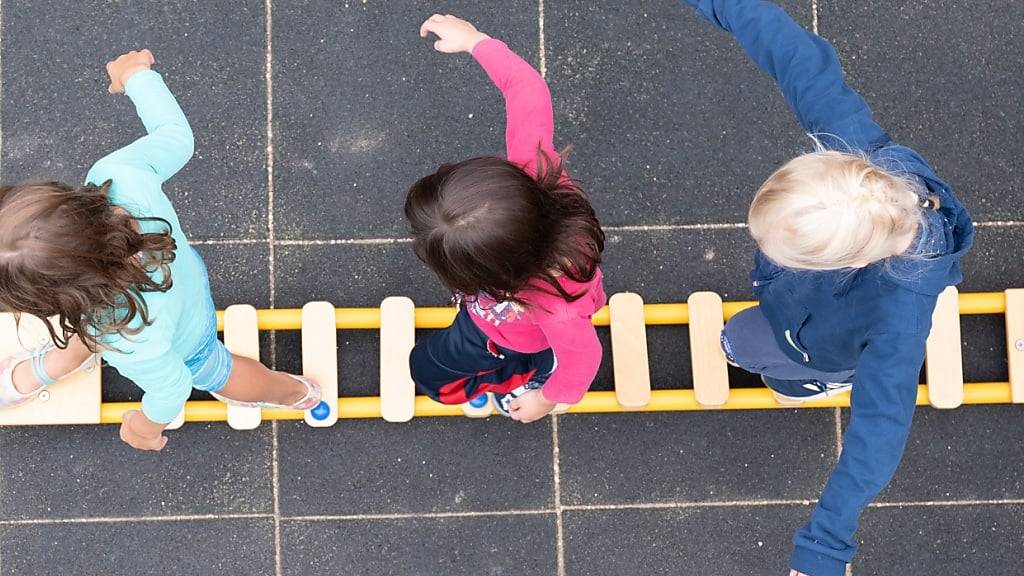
93, 49, 195, 183
420, 14, 555, 170
680, 0, 889, 151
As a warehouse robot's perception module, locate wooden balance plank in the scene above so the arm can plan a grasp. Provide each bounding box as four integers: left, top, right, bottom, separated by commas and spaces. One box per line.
1005, 289, 1024, 403
688, 292, 730, 406
925, 286, 964, 409
380, 297, 416, 422
0, 313, 102, 426
610, 292, 651, 408
223, 305, 262, 430
302, 302, 339, 427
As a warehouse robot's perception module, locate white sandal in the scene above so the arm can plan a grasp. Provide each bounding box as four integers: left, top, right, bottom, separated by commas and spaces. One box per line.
212, 374, 322, 411
0, 344, 99, 408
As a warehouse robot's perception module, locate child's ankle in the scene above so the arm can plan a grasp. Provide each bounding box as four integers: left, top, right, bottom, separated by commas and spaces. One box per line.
11, 361, 44, 395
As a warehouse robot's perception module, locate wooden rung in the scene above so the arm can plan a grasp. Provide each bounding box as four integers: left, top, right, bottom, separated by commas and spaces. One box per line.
925, 286, 964, 409
223, 305, 262, 430
0, 313, 102, 426
610, 292, 651, 408
380, 297, 416, 422
302, 302, 339, 427
688, 292, 730, 406
1005, 289, 1024, 403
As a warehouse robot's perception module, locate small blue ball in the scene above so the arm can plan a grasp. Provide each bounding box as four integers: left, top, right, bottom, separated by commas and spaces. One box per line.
310, 401, 331, 421
468, 395, 488, 408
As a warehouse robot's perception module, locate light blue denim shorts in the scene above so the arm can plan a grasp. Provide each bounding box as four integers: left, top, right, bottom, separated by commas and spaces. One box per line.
183, 252, 233, 393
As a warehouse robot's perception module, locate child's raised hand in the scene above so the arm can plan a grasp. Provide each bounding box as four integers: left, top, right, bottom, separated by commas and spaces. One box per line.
419, 14, 490, 54
106, 49, 156, 94
509, 389, 556, 424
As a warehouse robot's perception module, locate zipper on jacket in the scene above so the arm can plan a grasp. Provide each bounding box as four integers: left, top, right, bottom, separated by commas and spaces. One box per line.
784, 329, 810, 363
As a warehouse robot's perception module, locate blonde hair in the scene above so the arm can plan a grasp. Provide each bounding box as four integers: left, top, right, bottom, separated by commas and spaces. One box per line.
749, 151, 924, 271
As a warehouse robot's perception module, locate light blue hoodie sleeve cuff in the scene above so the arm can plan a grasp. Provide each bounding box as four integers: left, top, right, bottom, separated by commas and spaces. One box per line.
123, 69, 162, 97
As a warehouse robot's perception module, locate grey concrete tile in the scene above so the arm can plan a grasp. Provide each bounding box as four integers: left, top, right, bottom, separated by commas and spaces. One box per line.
272, 0, 539, 239
280, 515, 557, 576
548, 0, 814, 226
0, 0, 268, 240
195, 242, 272, 309
820, 0, 1024, 222
875, 406, 1024, 502
276, 418, 554, 516
0, 424, 272, 519
856, 504, 1024, 576
0, 519, 274, 576
558, 411, 836, 505
563, 505, 812, 576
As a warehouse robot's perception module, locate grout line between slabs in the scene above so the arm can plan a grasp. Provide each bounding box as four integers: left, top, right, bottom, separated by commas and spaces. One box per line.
265, 0, 278, 370
272, 420, 283, 576
537, 0, 546, 78
552, 416, 566, 576
4, 498, 1023, 527
0, 513, 273, 526
283, 509, 555, 523
265, 4, 282, 576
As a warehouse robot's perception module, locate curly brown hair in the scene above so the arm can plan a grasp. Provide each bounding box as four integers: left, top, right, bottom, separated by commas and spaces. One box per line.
0, 180, 177, 351
404, 151, 604, 305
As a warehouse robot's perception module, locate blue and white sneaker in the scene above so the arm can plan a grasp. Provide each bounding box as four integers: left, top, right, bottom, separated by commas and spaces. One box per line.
491, 381, 543, 417
492, 353, 558, 417
762, 375, 852, 404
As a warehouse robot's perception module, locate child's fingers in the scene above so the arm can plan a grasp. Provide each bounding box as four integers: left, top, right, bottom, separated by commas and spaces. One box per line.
139, 48, 155, 65
419, 14, 444, 37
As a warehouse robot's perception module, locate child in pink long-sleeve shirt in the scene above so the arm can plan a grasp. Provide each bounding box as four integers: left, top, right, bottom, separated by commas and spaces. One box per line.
406, 14, 606, 423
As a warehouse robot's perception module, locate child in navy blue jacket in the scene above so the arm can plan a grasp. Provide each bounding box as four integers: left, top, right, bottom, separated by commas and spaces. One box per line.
680, 2, 974, 575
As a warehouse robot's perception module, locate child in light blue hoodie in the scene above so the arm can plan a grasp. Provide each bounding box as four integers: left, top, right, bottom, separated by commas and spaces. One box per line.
0, 50, 322, 450
679, 2, 974, 575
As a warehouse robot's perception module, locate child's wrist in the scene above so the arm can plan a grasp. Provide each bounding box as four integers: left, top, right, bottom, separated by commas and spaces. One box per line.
120, 65, 152, 89
467, 33, 491, 53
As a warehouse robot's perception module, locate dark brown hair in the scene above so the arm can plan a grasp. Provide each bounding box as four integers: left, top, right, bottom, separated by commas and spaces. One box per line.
404, 151, 604, 305
0, 181, 176, 351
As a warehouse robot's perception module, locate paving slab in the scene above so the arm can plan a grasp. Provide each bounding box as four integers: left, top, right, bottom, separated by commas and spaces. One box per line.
563, 505, 812, 576
0, 519, 274, 576
819, 0, 1024, 222
839, 406, 1024, 502
276, 417, 554, 516
272, 0, 539, 240
547, 0, 813, 227
558, 411, 836, 505
856, 504, 1024, 575
0, 423, 272, 519
280, 514, 557, 576
0, 0, 269, 240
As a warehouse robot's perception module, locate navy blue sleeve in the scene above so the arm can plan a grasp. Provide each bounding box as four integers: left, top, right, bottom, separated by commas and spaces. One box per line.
791, 331, 924, 576
680, 0, 891, 151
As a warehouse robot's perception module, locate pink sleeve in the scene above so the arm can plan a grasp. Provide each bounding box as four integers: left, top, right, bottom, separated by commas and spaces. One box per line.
471, 39, 556, 173
536, 318, 602, 404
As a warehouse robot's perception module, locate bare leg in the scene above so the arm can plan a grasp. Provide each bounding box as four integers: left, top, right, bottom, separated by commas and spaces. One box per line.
11, 336, 94, 394
215, 355, 308, 406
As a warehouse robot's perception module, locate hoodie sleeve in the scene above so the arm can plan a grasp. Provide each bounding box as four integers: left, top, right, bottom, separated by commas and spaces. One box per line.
680, 0, 891, 151
791, 330, 924, 576
88, 70, 195, 184
471, 39, 556, 173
